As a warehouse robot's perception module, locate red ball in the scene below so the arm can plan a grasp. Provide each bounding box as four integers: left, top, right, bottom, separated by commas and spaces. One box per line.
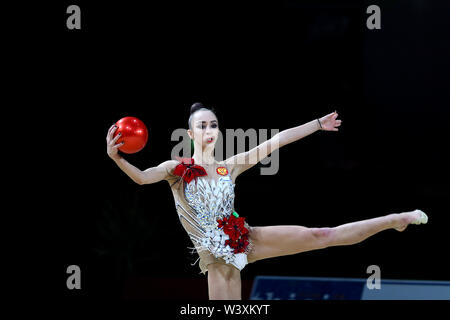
113, 117, 148, 154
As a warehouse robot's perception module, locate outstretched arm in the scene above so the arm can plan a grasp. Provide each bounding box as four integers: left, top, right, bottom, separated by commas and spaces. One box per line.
278, 111, 341, 148
224, 111, 342, 178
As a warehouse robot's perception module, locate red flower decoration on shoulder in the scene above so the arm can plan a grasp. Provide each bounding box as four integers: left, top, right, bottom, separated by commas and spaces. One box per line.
172, 157, 208, 184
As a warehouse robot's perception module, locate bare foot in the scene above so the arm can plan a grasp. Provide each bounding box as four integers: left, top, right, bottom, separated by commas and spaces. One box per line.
394, 209, 428, 232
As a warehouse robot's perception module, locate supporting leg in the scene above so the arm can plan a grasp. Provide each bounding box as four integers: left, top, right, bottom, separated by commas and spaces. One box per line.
207, 263, 242, 300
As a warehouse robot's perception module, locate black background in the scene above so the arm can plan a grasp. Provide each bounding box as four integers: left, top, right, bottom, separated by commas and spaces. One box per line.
11, 0, 450, 305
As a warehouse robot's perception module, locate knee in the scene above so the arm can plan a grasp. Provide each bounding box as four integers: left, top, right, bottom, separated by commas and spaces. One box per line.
310, 227, 335, 248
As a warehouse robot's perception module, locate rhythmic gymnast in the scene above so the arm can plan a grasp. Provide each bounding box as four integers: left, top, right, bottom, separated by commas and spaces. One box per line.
106, 102, 428, 300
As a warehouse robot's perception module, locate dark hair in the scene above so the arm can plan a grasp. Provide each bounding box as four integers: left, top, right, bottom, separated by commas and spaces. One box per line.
188, 102, 217, 130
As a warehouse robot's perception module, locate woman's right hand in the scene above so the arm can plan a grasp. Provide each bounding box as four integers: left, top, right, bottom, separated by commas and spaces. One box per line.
106, 124, 124, 160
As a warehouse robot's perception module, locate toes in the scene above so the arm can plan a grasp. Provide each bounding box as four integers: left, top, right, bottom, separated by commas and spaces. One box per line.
412, 210, 428, 225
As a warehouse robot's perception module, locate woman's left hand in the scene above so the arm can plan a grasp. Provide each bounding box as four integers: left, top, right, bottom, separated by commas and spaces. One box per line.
319, 111, 342, 131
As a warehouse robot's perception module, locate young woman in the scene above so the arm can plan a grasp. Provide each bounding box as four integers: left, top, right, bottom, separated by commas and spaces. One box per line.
106, 102, 428, 300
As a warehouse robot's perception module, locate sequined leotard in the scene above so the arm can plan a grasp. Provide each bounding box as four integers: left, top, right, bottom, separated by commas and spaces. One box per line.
164, 158, 255, 275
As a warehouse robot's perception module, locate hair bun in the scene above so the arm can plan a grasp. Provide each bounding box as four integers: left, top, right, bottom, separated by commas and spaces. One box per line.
190, 102, 206, 115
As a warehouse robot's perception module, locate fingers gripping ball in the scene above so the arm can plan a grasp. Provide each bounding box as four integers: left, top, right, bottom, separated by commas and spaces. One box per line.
113, 117, 148, 154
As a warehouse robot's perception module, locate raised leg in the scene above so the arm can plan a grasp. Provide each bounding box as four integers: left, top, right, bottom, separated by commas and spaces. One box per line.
247, 209, 427, 263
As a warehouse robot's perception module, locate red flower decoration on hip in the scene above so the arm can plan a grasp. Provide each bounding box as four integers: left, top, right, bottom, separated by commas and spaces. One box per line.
218, 214, 249, 254
172, 157, 208, 184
